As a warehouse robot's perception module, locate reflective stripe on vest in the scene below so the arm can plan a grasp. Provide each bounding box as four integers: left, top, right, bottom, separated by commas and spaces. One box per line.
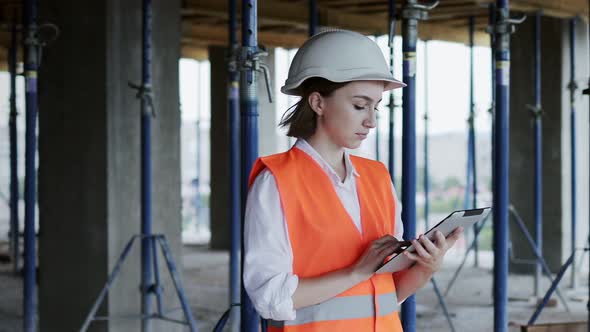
268, 291, 398, 328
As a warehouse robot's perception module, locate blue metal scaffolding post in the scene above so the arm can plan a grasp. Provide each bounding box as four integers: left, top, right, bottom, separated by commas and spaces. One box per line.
23, 0, 38, 329
239, 1, 273, 331
240, 2, 260, 330
400, 1, 439, 331
468, 16, 480, 268
9, 14, 19, 276
228, 0, 241, 330
567, 18, 578, 289
491, 1, 523, 330
388, 0, 397, 184
80, 1, 197, 330
309, 0, 317, 37
529, 11, 543, 298
139, 1, 155, 327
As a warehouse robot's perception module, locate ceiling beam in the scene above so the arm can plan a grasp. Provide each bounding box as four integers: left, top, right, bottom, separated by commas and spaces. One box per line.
476, 0, 588, 19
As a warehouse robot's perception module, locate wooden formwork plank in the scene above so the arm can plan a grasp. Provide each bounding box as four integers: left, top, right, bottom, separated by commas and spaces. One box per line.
521, 321, 588, 332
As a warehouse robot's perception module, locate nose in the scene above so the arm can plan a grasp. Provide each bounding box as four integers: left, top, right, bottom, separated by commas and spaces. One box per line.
363, 109, 377, 129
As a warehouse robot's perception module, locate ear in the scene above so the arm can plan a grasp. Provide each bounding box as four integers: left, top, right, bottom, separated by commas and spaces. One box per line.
307, 92, 325, 116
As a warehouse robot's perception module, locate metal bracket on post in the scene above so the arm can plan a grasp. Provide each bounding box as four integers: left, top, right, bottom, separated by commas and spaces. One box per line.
24, 22, 59, 67
238, 47, 273, 103
526, 104, 543, 118
129, 82, 156, 117
487, 13, 526, 35
401, 0, 439, 21
567, 80, 579, 101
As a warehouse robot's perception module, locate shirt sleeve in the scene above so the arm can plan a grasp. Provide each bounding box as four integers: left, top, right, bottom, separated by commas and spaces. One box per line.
243, 169, 299, 321
391, 183, 404, 239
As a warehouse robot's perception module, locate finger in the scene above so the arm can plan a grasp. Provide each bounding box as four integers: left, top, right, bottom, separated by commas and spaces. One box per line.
420, 234, 440, 254
376, 241, 401, 257
372, 235, 396, 248
445, 227, 464, 246
411, 239, 432, 260
404, 250, 419, 261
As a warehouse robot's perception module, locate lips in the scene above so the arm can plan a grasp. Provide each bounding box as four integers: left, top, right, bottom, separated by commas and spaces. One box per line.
356, 133, 368, 139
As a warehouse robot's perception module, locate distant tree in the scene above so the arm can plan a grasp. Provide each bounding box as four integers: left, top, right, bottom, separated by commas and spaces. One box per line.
443, 176, 462, 190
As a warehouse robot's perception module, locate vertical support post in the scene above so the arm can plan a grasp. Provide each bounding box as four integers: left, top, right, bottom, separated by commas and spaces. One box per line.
388, 0, 396, 184
489, 3, 496, 196
228, 0, 241, 329
240, 1, 260, 331
23, 0, 39, 329
9, 14, 19, 276
568, 18, 578, 289
469, 16, 479, 267
423, 40, 429, 231
140, 0, 154, 330
400, 2, 439, 329
308, 0, 317, 37
532, 11, 543, 298
493, 1, 513, 330
401, 1, 418, 330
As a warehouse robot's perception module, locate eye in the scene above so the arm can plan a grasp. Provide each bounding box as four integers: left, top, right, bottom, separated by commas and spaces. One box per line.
354, 105, 366, 110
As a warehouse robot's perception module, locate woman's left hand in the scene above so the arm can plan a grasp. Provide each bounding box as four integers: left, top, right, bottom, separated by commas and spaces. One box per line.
403, 227, 464, 274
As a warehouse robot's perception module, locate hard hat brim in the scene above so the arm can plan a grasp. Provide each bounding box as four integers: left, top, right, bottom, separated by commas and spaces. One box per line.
281, 73, 406, 96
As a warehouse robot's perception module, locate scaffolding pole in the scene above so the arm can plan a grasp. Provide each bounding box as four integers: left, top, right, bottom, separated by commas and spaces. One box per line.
530, 11, 543, 298
139, 2, 155, 329
567, 18, 578, 289
239, 1, 268, 331
400, 1, 439, 330
308, 0, 317, 37
23, 0, 39, 328
228, 0, 241, 330
491, 0, 524, 330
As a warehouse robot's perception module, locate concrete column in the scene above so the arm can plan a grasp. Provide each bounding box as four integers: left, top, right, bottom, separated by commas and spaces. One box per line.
38, 1, 183, 331
509, 16, 589, 274
209, 47, 280, 250
209, 46, 231, 250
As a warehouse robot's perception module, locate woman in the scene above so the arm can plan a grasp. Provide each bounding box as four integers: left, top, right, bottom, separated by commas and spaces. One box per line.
244, 30, 463, 331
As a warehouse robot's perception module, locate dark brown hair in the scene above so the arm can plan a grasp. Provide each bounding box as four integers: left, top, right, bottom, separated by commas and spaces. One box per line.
279, 78, 349, 139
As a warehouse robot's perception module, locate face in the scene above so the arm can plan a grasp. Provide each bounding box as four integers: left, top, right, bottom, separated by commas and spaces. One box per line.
309, 80, 384, 149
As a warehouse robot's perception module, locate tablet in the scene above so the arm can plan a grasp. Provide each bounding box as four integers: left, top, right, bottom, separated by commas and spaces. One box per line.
375, 207, 492, 274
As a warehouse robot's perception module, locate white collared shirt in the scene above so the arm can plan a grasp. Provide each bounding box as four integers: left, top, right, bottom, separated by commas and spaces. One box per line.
243, 139, 404, 320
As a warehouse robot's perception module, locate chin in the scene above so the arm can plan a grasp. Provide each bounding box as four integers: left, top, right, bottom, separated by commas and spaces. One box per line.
346, 140, 363, 150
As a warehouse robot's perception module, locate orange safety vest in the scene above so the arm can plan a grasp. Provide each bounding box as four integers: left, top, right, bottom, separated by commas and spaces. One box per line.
249, 147, 403, 332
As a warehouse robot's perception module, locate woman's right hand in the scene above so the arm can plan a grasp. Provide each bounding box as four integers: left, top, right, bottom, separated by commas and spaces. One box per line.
349, 235, 407, 283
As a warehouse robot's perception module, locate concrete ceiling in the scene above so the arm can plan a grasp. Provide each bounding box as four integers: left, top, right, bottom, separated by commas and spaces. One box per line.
181, 0, 588, 59
0, 0, 585, 66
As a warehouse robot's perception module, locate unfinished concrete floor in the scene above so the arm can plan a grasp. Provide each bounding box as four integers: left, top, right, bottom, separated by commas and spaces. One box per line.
0, 244, 588, 332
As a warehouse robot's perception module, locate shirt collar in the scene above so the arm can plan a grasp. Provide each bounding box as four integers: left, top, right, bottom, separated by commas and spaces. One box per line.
293, 139, 360, 183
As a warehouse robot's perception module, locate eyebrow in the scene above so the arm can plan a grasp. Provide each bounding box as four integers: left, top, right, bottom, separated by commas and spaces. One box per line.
352, 95, 383, 104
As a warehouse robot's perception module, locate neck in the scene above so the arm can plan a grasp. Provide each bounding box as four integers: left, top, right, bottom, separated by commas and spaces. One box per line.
306, 133, 346, 172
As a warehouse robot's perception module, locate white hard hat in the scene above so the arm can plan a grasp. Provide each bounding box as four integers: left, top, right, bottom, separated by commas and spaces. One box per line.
281, 30, 406, 96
